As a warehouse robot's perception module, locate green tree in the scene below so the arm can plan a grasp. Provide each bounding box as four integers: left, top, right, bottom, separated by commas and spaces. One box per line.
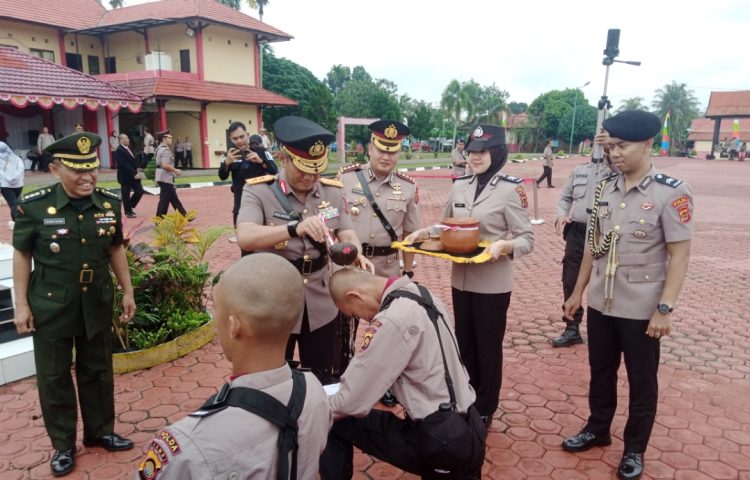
325, 65, 351, 95
109, 0, 124, 7
528, 88, 596, 146
351, 66, 372, 83
508, 101, 528, 114
217, 0, 241, 9
261, 46, 337, 132
472, 83, 509, 124
615, 96, 648, 113
441, 80, 469, 143
406, 100, 436, 141
651, 82, 700, 150
246, 0, 269, 20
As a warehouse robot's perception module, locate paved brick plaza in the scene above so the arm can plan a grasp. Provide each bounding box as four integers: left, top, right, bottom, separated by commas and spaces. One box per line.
0, 157, 749, 479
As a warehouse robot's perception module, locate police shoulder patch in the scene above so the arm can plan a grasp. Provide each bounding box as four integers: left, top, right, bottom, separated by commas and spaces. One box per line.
19, 187, 51, 204
245, 174, 277, 186
319, 177, 343, 188
96, 187, 121, 200
653, 173, 683, 188
498, 174, 523, 184
395, 171, 416, 184
338, 163, 361, 175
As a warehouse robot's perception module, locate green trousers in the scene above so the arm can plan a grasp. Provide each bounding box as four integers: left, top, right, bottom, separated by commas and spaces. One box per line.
33, 328, 114, 450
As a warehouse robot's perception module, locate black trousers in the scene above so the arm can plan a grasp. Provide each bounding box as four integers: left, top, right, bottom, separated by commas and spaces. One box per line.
537, 166, 553, 186
561, 221, 586, 326
1, 186, 23, 221
184, 150, 193, 168
584, 308, 660, 453
120, 182, 144, 215
175, 151, 186, 168
33, 329, 115, 450
285, 306, 346, 385
156, 182, 186, 217
321, 410, 475, 480
452, 288, 511, 418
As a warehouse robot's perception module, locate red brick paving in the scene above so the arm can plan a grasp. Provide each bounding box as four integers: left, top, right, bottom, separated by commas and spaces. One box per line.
1, 157, 749, 479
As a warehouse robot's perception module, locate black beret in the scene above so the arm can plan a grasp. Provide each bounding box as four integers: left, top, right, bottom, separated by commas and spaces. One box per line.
603, 110, 661, 142
465, 124, 506, 152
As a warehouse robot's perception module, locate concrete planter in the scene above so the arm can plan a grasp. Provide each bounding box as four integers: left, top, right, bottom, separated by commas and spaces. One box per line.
113, 319, 215, 374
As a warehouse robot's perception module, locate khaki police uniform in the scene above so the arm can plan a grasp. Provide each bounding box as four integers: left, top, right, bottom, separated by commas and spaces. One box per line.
338, 165, 420, 277
583, 166, 693, 454
136, 365, 332, 480
554, 160, 612, 336
155, 132, 186, 217
13, 167, 123, 448
237, 170, 352, 382
321, 277, 477, 478
451, 146, 468, 178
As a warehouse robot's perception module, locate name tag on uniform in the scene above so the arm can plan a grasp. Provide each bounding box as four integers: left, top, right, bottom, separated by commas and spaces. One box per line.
351, 188, 364, 195
575, 174, 588, 178
454, 203, 466, 208
44, 218, 65, 226
96, 217, 117, 225
272, 211, 292, 221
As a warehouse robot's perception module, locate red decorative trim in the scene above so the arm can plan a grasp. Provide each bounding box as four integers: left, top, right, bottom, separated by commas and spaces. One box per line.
200, 102, 209, 168
195, 27, 205, 82
0, 94, 140, 113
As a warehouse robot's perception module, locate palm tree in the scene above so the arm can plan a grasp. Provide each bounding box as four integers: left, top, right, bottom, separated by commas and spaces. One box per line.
615, 96, 647, 113
218, 0, 241, 9
246, 0, 269, 20
441, 80, 468, 143
109, 0, 123, 7
652, 82, 700, 152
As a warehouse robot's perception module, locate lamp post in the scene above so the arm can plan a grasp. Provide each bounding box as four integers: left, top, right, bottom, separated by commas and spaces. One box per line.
568, 81, 590, 156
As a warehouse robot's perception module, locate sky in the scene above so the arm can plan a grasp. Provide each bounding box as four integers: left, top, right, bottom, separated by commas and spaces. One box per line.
129, 0, 750, 112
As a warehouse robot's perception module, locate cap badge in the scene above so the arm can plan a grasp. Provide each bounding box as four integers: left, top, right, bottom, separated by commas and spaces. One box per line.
308, 141, 326, 158
77, 136, 92, 154
473, 126, 484, 138
384, 124, 398, 139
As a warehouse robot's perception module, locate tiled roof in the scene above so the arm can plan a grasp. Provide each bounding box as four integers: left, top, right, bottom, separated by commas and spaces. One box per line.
89, 0, 291, 41
105, 71, 296, 106
688, 117, 750, 141
0, 47, 141, 111
705, 91, 750, 117
0, 0, 105, 30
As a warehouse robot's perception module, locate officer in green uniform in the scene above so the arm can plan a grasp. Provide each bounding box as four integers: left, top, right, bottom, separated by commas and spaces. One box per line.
12, 132, 136, 477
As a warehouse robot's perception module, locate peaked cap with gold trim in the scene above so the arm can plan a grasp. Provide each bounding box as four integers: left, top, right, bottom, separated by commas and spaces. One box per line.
44, 132, 101, 170
275, 116, 335, 174
369, 119, 410, 153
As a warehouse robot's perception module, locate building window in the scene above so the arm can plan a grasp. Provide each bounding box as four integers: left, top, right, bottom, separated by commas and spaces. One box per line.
65, 53, 83, 72
105, 56, 116, 73
179, 49, 190, 73
29, 48, 55, 62
88, 55, 100, 75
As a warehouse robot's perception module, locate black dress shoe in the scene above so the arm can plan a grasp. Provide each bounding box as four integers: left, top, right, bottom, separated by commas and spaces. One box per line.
552, 326, 584, 348
51, 448, 75, 476
126, 212, 137, 218
618, 452, 644, 479
83, 433, 134, 451
562, 430, 612, 452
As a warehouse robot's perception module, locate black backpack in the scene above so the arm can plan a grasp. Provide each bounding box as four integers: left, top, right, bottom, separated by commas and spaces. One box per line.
191, 369, 307, 480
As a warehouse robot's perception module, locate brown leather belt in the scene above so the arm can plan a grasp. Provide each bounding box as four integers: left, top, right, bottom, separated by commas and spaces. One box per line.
362, 243, 397, 257
288, 254, 328, 276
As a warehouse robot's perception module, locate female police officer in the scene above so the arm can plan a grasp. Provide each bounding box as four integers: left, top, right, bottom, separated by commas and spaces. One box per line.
406, 124, 534, 423
13, 132, 136, 476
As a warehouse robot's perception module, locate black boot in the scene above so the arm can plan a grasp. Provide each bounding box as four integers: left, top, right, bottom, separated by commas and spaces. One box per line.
552, 324, 583, 347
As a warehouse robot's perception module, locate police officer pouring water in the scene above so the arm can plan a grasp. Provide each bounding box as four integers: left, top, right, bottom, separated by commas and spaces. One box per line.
562, 111, 693, 480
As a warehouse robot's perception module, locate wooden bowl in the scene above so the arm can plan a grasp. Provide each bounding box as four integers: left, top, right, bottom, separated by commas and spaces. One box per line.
441, 217, 480, 254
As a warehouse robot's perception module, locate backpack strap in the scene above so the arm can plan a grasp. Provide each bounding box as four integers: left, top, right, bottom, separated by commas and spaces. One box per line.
381, 286, 458, 409
192, 369, 307, 480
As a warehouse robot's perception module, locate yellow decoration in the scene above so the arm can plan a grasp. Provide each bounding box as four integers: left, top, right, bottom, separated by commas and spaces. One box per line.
391, 239, 494, 264
384, 124, 398, 139
308, 140, 326, 158
103, 201, 112, 209
77, 136, 92, 154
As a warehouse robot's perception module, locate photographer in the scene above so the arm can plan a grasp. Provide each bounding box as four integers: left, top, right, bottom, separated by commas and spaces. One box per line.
218, 122, 278, 228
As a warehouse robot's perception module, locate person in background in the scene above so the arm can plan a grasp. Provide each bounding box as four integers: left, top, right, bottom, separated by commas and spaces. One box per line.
174, 136, 185, 169
154, 130, 187, 217
142, 128, 155, 165
0, 141, 25, 229
183, 136, 193, 168
74, 123, 84, 133
451, 138, 469, 179
739, 141, 746, 161
37, 126, 55, 172
260, 127, 271, 150
109, 131, 118, 169
115, 133, 143, 218
537, 139, 554, 187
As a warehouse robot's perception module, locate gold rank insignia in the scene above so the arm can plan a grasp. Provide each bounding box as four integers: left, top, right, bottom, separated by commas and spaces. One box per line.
317, 200, 331, 210
77, 136, 92, 154
47, 206, 57, 214
103, 201, 112, 209
109, 226, 116, 233
308, 141, 326, 158
98, 228, 106, 237
384, 124, 398, 139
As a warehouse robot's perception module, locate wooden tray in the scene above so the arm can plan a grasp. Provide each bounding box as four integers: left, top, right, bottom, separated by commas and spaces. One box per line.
391, 240, 493, 264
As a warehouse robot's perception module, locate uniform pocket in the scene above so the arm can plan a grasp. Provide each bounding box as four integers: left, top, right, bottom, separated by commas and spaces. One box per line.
627, 213, 659, 242
386, 199, 406, 212
31, 287, 68, 304
572, 181, 587, 199
627, 265, 666, 283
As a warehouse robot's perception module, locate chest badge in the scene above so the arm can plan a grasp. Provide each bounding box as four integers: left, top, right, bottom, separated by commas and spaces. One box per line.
47, 206, 57, 215
317, 201, 331, 210
633, 230, 647, 239
641, 202, 654, 211
599, 208, 611, 219
49, 242, 61, 253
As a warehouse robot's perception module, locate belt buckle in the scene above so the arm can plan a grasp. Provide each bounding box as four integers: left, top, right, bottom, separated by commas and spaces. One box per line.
364, 244, 375, 258
80, 269, 94, 284
301, 258, 313, 276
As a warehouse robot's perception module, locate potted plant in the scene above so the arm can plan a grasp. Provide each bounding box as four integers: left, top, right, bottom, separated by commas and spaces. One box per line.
112, 211, 229, 373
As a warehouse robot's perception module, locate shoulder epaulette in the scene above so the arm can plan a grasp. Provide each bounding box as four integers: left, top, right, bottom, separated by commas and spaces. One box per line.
96, 187, 121, 200
246, 174, 277, 186
19, 187, 52, 204
395, 171, 416, 184
653, 173, 683, 188
319, 177, 343, 188
498, 174, 523, 184
338, 163, 361, 175
454, 174, 473, 182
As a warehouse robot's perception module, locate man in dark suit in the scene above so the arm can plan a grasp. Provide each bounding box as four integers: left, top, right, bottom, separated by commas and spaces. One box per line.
115, 133, 143, 218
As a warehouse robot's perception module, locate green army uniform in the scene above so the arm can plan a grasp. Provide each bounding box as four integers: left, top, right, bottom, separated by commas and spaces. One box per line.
12, 133, 125, 454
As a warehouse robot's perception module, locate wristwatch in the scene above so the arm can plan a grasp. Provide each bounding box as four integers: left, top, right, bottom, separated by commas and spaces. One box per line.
287, 220, 300, 238
656, 303, 673, 315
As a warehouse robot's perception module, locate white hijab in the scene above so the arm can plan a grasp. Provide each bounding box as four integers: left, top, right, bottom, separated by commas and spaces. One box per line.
0, 142, 25, 188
